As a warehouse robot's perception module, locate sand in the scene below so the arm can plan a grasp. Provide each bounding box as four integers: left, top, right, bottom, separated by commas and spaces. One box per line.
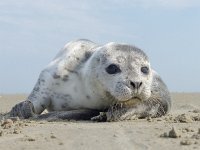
1, 93, 200, 150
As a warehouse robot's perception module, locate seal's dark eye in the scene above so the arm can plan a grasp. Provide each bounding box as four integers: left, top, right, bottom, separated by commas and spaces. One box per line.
141, 66, 149, 75
106, 64, 121, 74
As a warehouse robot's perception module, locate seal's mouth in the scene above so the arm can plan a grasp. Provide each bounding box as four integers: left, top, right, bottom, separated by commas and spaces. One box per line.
120, 96, 142, 102
114, 96, 142, 107
132, 96, 142, 100
105, 90, 143, 106
115, 97, 142, 108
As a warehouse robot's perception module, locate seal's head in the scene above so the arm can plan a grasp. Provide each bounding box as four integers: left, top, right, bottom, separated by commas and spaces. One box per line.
89, 42, 153, 103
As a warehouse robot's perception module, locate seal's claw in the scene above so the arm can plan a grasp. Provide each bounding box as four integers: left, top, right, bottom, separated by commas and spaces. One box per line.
91, 112, 107, 122
10, 101, 35, 119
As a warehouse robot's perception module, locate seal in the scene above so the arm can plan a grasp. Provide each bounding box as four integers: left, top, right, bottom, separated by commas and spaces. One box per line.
10, 39, 171, 121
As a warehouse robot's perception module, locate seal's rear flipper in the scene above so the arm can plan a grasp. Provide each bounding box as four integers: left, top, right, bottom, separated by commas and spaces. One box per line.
10, 101, 35, 119
36, 110, 100, 121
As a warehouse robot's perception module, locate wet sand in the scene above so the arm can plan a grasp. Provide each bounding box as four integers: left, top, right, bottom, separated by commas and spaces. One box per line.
1, 93, 200, 150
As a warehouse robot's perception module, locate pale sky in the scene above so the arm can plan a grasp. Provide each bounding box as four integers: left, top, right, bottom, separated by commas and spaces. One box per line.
0, 0, 200, 93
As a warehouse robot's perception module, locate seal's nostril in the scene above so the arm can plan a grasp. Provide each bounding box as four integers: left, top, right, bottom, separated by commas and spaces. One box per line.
130, 81, 136, 89
130, 81, 142, 89
139, 82, 142, 87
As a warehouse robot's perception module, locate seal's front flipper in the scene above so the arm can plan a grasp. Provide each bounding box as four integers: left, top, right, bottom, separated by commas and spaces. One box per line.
10, 101, 35, 119
91, 112, 107, 122
36, 110, 100, 121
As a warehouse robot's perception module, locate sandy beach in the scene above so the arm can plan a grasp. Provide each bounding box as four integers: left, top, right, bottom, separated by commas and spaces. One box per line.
1, 93, 200, 150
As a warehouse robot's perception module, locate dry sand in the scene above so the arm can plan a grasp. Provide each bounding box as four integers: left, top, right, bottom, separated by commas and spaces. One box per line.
1, 93, 200, 150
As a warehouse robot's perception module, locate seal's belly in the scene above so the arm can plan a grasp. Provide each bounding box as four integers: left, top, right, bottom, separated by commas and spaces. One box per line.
49, 93, 110, 111
47, 79, 111, 111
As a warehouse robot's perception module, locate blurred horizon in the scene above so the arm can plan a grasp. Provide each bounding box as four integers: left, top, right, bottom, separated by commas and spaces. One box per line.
0, 0, 200, 93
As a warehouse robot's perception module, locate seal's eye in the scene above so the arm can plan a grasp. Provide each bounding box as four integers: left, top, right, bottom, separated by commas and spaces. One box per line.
106, 64, 121, 74
141, 66, 149, 75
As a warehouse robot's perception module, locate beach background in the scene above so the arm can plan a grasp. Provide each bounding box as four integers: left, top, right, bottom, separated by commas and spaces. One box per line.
1, 1, 200, 150
1, 93, 200, 150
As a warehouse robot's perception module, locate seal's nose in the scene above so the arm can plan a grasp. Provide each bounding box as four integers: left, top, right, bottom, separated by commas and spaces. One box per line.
130, 81, 142, 90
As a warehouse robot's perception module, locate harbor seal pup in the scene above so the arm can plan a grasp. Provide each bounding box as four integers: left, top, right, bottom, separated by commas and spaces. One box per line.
10, 39, 171, 121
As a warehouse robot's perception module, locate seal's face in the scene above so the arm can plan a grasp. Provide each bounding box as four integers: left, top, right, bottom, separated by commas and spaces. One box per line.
94, 43, 153, 103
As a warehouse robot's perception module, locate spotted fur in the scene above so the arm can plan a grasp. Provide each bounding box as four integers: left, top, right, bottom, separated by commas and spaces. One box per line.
10, 39, 171, 121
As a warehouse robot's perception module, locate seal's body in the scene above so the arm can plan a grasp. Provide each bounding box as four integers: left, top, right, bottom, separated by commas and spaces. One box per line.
27, 40, 112, 114
10, 39, 171, 121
